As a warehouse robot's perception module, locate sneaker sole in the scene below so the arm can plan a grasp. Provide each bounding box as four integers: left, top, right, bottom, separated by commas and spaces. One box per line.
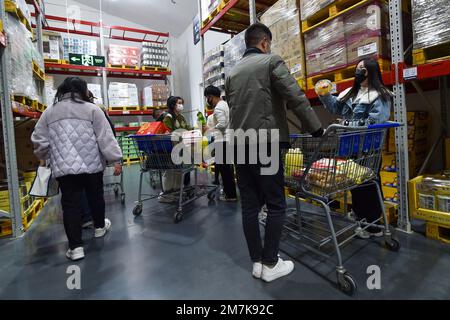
66, 252, 85, 261
261, 266, 294, 283
94, 220, 111, 238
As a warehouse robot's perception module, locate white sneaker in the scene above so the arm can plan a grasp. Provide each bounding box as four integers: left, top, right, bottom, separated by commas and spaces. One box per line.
252, 262, 263, 279
355, 227, 371, 239
94, 219, 111, 238
369, 230, 384, 238
66, 247, 85, 261
261, 258, 295, 283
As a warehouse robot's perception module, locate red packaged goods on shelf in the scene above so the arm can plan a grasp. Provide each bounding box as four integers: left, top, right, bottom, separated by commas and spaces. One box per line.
137, 122, 170, 135
108, 44, 140, 67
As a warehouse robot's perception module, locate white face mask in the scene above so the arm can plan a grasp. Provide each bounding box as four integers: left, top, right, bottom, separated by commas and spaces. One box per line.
176, 104, 184, 112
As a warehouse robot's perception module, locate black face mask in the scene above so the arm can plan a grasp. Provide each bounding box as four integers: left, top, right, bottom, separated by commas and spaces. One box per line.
355, 69, 367, 85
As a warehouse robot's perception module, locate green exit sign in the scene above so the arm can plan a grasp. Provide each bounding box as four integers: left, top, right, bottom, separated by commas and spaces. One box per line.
69, 53, 106, 67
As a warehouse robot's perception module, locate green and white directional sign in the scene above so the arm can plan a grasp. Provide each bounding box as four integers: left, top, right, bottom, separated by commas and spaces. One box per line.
69, 53, 106, 67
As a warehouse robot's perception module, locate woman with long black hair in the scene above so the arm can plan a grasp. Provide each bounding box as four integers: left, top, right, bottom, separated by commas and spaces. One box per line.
317, 58, 392, 238
32, 77, 122, 260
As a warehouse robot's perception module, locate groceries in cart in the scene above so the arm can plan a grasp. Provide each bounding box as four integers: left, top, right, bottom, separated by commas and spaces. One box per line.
285, 152, 374, 190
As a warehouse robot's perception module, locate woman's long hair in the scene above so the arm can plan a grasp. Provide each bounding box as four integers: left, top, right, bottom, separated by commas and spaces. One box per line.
341, 58, 392, 103
54, 77, 90, 105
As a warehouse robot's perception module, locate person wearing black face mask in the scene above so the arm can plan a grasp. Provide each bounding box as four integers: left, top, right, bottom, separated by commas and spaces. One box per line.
316, 58, 393, 239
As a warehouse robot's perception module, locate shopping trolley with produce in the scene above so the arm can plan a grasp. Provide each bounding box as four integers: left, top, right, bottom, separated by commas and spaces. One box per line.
261, 122, 401, 295
129, 133, 217, 223
103, 162, 125, 204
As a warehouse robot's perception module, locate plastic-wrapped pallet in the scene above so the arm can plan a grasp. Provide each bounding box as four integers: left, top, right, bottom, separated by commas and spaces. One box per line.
152, 83, 170, 107
8, 0, 31, 26
261, 0, 305, 81
412, 0, 450, 50
304, 16, 347, 76
300, 0, 335, 21
108, 82, 139, 108
345, 1, 390, 65
108, 44, 140, 67
42, 31, 63, 60
63, 37, 98, 61
45, 75, 57, 106
203, 45, 225, 89
88, 84, 103, 105
143, 86, 153, 107
6, 14, 34, 98
141, 42, 169, 68
224, 31, 246, 77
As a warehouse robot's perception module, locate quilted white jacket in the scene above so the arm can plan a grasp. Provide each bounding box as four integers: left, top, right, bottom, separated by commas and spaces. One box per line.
31, 94, 122, 178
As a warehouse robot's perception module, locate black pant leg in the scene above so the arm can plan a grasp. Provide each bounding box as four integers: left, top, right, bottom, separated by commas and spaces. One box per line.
57, 175, 84, 250
259, 157, 287, 265
83, 172, 106, 229
351, 181, 383, 232
216, 142, 237, 199
236, 164, 264, 263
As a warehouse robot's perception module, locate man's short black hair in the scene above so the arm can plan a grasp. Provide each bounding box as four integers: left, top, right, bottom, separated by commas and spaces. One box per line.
204, 85, 221, 98
245, 22, 272, 48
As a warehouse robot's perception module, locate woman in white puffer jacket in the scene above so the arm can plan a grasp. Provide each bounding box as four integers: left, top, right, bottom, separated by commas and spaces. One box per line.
32, 77, 123, 261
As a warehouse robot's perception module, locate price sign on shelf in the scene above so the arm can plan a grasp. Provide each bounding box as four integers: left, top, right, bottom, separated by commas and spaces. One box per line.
403, 67, 418, 80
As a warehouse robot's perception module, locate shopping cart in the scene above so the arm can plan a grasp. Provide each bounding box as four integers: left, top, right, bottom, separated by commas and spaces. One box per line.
261, 122, 401, 295
103, 163, 125, 204
129, 133, 217, 223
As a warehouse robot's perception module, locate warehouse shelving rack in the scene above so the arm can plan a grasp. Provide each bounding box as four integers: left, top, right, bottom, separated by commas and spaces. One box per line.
0, 0, 46, 237
199, 0, 450, 233
1, 1, 172, 238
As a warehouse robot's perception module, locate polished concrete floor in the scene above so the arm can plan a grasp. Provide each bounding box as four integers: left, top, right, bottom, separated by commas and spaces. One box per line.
1, 165, 449, 300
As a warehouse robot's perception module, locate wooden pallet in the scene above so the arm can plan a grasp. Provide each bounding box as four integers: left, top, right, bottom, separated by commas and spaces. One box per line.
302, 0, 372, 32
108, 64, 139, 70
426, 222, 450, 245
0, 221, 12, 238
297, 78, 306, 91
11, 95, 27, 105
5, 0, 32, 32
306, 58, 391, 90
22, 199, 44, 231
109, 106, 141, 111
36, 102, 46, 112
202, 14, 213, 28
32, 60, 46, 81
141, 66, 170, 72
44, 58, 68, 65
413, 41, 450, 66
140, 106, 156, 111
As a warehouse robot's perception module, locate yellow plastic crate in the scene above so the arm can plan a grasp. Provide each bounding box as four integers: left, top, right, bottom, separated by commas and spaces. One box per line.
409, 176, 450, 227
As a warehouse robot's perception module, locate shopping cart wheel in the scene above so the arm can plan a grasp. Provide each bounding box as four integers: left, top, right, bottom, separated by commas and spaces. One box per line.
207, 190, 216, 201
174, 210, 183, 223
121, 194, 126, 205
133, 204, 143, 216
339, 273, 357, 296
385, 239, 400, 252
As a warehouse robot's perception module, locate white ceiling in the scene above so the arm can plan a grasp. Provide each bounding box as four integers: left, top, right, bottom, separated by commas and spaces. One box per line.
73, 0, 199, 37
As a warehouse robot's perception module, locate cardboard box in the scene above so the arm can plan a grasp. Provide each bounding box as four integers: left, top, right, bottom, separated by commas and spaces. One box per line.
381, 171, 398, 188
407, 112, 429, 127
14, 120, 37, 139
383, 186, 399, 203
346, 36, 391, 65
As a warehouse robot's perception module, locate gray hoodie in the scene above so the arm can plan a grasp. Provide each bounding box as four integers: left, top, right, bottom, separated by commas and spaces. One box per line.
31, 93, 122, 178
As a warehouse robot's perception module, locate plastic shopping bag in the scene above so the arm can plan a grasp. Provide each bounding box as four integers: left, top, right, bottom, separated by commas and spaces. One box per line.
29, 165, 59, 198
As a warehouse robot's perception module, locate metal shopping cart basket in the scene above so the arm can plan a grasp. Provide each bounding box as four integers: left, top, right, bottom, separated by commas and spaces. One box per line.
103, 162, 125, 204
129, 133, 217, 223
261, 122, 401, 295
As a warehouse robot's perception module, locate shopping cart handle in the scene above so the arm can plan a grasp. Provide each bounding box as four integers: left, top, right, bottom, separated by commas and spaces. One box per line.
367, 121, 402, 129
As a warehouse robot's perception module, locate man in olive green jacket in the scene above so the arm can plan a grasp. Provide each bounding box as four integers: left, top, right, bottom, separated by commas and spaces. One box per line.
225, 23, 323, 283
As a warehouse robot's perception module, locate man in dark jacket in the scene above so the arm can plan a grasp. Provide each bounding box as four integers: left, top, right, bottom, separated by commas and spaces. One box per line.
225, 23, 323, 283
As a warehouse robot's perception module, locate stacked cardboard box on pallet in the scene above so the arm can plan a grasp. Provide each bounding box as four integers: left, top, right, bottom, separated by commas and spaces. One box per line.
382, 112, 430, 204
62, 37, 97, 61
224, 31, 246, 77
412, 0, 450, 65
149, 83, 170, 107
108, 82, 140, 108
203, 45, 225, 90
14, 120, 40, 172
108, 44, 140, 67
303, 0, 391, 85
261, 0, 306, 88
